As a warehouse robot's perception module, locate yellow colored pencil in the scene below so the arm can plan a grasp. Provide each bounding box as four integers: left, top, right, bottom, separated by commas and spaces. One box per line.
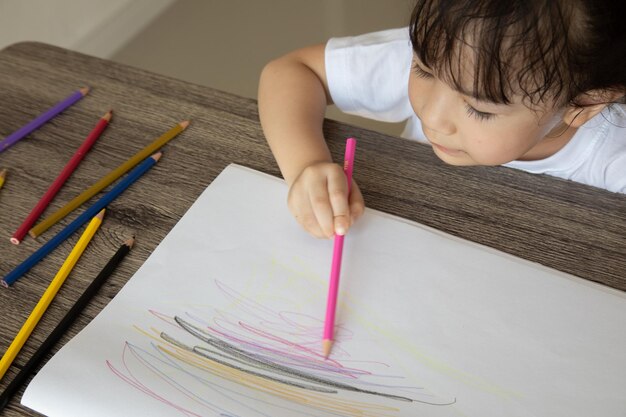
0, 168, 7, 189
0, 209, 105, 382
29, 120, 189, 238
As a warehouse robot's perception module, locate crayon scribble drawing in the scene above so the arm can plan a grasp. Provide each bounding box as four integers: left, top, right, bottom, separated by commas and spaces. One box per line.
106, 279, 456, 417
107, 281, 456, 416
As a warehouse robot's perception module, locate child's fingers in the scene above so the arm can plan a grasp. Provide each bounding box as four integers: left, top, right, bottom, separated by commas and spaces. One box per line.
288, 178, 327, 238
296, 209, 327, 239
287, 161, 362, 239
308, 184, 335, 238
327, 168, 351, 235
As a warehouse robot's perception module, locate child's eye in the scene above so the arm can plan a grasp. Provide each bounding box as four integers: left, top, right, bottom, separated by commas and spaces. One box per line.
412, 62, 434, 79
464, 103, 496, 121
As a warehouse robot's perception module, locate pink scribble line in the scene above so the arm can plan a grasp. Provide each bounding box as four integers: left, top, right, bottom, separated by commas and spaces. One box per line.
106, 342, 207, 417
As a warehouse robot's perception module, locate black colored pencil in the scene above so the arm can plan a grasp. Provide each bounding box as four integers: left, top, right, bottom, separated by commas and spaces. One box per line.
0, 237, 135, 411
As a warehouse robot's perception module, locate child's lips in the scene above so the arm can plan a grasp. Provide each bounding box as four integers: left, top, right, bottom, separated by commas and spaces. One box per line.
431, 142, 463, 156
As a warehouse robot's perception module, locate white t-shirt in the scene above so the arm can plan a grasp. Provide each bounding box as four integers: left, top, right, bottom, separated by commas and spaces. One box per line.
325, 27, 626, 194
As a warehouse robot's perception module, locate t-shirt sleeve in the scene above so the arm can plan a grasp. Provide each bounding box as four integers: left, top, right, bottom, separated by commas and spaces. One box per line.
325, 27, 414, 123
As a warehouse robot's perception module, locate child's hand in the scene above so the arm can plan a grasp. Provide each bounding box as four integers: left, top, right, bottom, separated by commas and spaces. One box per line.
288, 162, 364, 239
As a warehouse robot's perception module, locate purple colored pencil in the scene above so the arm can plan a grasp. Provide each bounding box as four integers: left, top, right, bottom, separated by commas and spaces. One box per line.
0, 87, 89, 153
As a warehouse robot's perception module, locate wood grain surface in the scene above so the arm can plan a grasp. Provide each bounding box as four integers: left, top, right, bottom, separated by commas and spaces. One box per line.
0, 42, 624, 416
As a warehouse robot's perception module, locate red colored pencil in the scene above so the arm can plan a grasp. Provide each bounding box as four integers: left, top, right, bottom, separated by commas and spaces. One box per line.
10, 110, 112, 244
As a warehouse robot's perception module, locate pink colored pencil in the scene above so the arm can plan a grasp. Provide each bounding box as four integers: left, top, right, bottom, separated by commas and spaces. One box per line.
322, 137, 356, 358
10, 110, 112, 244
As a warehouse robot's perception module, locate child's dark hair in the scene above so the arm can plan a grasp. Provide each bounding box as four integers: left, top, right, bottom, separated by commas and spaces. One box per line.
409, 0, 626, 108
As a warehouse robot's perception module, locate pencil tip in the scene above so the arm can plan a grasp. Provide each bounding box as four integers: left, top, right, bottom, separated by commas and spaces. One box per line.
95, 209, 106, 219
80, 86, 90, 96
0, 168, 6, 179
1, 280, 8, 289
125, 236, 136, 248
179, 120, 190, 129
151, 151, 163, 162
103, 110, 113, 121
322, 339, 333, 359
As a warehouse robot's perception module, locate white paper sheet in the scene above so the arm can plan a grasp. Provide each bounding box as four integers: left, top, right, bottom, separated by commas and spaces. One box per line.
22, 164, 626, 417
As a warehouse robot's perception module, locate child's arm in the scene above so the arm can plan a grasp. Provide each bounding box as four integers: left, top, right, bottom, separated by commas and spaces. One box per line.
258, 44, 364, 239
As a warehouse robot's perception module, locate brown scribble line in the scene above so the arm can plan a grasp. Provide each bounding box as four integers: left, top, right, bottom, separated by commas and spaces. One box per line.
159, 344, 401, 417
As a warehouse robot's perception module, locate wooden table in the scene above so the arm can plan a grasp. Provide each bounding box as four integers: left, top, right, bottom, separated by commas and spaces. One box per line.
0, 42, 624, 416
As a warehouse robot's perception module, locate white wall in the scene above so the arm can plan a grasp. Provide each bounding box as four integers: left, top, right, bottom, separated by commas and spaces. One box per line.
0, 0, 175, 57
111, 0, 413, 135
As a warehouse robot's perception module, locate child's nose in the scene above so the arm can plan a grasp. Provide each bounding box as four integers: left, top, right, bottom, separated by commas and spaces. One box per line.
420, 82, 456, 136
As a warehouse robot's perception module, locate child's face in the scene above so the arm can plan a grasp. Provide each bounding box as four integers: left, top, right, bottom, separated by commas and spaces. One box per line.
408, 58, 571, 166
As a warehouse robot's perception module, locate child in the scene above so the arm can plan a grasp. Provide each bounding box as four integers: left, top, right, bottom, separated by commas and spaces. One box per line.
258, 0, 626, 239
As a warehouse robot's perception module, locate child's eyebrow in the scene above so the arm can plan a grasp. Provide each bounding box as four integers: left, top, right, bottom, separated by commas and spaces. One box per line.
453, 84, 502, 106
413, 56, 505, 106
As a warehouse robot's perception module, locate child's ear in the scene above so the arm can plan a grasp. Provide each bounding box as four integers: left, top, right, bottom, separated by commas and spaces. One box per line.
563, 89, 625, 128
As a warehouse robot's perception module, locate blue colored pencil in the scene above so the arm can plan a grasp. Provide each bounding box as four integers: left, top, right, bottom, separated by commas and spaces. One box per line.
1, 152, 161, 287
0, 88, 89, 153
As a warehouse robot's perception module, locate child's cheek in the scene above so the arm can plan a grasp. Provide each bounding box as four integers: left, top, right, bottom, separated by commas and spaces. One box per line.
463, 136, 524, 166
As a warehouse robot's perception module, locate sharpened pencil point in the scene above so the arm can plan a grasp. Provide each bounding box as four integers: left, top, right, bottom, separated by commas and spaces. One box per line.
151, 151, 163, 162
103, 110, 113, 122
79, 87, 90, 96
95, 209, 106, 220
322, 339, 333, 359
179, 120, 190, 129
124, 236, 135, 248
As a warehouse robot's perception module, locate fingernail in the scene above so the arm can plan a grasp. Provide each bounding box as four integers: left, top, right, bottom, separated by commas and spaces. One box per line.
335, 225, 346, 236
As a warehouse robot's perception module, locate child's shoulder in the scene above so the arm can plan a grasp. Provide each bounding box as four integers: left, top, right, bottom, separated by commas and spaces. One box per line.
506, 104, 626, 193
589, 104, 626, 193
575, 104, 626, 151
600, 104, 626, 147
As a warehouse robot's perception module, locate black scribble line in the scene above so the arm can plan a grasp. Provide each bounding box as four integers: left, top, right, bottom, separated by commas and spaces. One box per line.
162, 316, 456, 406
161, 331, 336, 394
